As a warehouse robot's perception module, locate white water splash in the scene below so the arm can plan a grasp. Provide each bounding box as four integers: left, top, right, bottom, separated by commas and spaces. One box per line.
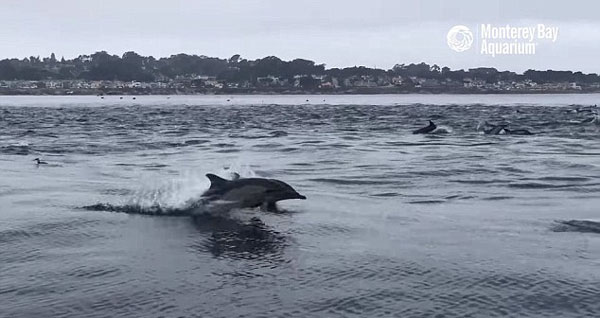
433, 125, 453, 134
125, 162, 258, 212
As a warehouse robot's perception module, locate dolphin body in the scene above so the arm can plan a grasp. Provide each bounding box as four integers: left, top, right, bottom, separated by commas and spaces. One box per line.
504, 128, 534, 135
412, 120, 437, 134
33, 158, 48, 165
482, 122, 533, 135
201, 173, 306, 212
484, 124, 509, 135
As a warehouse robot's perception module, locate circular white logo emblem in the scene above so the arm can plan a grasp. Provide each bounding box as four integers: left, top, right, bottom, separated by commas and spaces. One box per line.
447, 25, 473, 52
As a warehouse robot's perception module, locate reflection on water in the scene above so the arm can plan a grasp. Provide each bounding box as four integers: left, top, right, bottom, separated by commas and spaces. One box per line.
190, 215, 287, 260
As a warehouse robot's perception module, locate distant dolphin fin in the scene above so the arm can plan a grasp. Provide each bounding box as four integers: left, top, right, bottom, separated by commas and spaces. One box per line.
230, 172, 241, 180
206, 173, 228, 189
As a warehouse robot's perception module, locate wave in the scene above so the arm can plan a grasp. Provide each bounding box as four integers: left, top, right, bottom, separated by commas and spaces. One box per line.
552, 220, 600, 234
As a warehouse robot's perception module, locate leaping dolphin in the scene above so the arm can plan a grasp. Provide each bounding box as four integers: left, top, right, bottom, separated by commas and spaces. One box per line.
201, 173, 306, 212
412, 120, 437, 134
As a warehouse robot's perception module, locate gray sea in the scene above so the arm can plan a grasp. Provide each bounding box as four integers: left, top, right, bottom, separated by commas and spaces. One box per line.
1, 94, 600, 318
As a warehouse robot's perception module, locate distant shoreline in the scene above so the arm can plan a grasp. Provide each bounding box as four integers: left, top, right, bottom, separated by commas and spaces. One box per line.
2, 88, 599, 96
4, 52, 600, 97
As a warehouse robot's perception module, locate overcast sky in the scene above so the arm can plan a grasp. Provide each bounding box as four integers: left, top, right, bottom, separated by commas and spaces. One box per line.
1, 0, 599, 73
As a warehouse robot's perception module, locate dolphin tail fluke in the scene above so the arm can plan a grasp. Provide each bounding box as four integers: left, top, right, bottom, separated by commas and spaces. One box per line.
206, 173, 228, 190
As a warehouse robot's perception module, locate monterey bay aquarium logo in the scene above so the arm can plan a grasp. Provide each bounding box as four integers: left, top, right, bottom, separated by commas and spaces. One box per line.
447, 24, 559, 57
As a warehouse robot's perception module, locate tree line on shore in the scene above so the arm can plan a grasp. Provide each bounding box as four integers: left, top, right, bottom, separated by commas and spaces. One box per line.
1, 51, 599, 85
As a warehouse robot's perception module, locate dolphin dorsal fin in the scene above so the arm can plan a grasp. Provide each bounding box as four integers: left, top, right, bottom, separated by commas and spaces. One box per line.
206, 173, 228, 190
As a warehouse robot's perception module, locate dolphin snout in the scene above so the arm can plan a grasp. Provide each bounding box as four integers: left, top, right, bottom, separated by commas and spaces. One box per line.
297, 194, 307, 200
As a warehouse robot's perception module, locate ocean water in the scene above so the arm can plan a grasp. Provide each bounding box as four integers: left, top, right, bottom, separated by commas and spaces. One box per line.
1, 94, 600, 318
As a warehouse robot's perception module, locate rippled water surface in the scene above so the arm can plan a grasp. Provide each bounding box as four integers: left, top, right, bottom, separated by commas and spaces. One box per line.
1, 94, 600, 317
